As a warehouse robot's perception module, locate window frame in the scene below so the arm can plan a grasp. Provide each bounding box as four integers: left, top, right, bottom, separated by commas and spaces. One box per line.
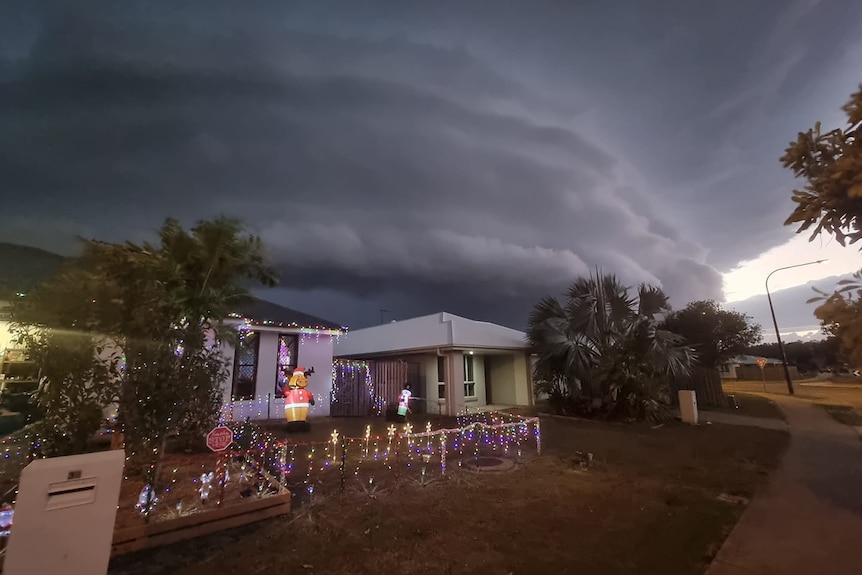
276, 333, 299, 394
231, 330, 260, 400
437, 356, 446, 399
463, 354, 476, 398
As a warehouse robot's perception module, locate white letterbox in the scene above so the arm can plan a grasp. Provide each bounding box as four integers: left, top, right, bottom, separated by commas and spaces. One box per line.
4, 450, 126, 575
679, 390, 698, 425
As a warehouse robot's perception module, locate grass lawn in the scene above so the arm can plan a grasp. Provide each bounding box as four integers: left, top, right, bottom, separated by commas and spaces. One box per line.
109, 415, 788, 575
819, 404, 862, 427
702, 392, 786, 421
725, 380, 862, 429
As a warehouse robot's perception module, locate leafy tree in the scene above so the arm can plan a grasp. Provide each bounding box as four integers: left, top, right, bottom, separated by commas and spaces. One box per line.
782, 86, 862, 246
11, 217, 278, 467
747, 338, 842, 373
662, 300, 761, 368
528, 272, 694, 422
782, 86, 862, 364
807, 270, 862, 367
11, 266, 122, 456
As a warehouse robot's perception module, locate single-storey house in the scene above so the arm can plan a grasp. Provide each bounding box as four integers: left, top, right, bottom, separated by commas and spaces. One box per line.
720, 355, 796, 381
222, 298, 345, 421
333, 312, 534, 416
1, 297, 346, 422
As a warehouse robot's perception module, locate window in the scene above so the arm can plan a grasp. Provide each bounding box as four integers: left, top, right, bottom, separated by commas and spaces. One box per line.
232, 330, 259, 400
463, 354, 475, 397
276, 334, 299, 394
437, 356, 446, 399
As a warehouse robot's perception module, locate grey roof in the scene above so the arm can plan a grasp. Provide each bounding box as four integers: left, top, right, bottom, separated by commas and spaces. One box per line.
230, 297, 344, 331
729, 354, 784, 365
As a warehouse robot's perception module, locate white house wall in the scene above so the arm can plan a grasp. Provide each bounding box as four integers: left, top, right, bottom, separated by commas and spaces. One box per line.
512, 353, 532, 406
466, 353, 487, 408
221, 330, 337, 421
0, 319, 14, 354
417, 352, 487, 414
487, 356, 517, 405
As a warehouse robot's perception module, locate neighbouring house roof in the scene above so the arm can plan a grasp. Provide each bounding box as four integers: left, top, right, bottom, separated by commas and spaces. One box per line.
727, 355, 784, 365
334, 312, 527, 358
228, 297, 344, 332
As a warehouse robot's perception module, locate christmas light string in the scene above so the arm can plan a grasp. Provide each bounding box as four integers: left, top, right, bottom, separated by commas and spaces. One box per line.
0, 411, 541, 528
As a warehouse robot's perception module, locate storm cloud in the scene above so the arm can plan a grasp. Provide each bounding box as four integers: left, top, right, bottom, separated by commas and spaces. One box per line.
2, 0, 861, 328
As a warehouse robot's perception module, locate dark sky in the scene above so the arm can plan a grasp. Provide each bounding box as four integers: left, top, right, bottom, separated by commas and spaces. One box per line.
2, 0, 861, 329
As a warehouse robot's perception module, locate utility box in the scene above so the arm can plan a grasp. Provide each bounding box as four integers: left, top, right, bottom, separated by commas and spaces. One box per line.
4, 450, 125, 575
678, 390, 698, 425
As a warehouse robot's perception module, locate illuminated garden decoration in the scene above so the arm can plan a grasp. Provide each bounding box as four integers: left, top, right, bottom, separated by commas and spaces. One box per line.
283, 367, 316, 431
397, 384, 412, 417
0, 411, 541, 536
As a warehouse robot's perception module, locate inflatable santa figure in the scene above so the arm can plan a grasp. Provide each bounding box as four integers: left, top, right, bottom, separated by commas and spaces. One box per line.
284, 366, 315, 430
397, 383, 412, 417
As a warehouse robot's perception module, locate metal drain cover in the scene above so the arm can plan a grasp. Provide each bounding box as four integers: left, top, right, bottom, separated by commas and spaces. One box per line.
463, 456, 516, 472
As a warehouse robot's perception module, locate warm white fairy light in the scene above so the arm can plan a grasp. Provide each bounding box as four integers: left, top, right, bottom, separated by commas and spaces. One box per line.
363, 425, 371, 459
330, 430, 340, 464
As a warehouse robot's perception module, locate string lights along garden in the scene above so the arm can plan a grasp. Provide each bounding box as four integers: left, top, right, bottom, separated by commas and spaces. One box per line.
0, 411, 541, 528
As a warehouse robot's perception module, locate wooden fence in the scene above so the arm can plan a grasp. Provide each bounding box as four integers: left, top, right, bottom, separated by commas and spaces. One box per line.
672, 366, 726, 408
735, 364, 800, 381
330, 359, 423, 417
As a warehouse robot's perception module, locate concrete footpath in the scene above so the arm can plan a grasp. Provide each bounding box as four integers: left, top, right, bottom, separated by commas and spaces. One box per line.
706, 395, 862, 574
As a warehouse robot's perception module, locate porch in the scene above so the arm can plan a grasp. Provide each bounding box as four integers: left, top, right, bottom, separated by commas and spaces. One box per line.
332, 312, 535, 416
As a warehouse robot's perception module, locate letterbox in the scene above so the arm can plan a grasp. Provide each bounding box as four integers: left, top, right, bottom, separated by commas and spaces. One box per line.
4, 450, 125, 574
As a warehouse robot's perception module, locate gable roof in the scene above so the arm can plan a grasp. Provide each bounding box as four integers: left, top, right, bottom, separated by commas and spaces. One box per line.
334, 312, 527, 357
229, 297, 344, 332
729, 355, 784, 365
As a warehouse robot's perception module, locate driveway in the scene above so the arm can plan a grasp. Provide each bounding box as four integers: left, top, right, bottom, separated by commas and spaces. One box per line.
707, 393, 862, 574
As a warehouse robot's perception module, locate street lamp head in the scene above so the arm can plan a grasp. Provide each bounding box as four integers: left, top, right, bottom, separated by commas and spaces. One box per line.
816, 259, 828, 264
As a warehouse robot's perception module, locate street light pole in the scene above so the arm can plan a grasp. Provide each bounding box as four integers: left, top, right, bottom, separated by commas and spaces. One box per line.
765, 259, 827, 395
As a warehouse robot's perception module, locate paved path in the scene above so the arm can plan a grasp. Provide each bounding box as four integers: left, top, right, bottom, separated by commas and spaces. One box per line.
700, 411, 789, 431
707, 395, 862, 574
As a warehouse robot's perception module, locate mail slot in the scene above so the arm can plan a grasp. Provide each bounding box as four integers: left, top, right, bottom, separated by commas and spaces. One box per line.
45, 477, 98, 511
3, 450, 125, 575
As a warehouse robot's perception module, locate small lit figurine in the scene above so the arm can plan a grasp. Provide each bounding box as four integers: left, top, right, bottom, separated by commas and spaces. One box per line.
199, 472, 214, 503
136, 484, 158, 514
397, 383, 412, 417
0, 503, 13, 536
283, 366, 315, 432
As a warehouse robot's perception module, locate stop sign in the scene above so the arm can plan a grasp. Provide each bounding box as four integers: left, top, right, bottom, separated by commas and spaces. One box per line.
206, 426, 234, 452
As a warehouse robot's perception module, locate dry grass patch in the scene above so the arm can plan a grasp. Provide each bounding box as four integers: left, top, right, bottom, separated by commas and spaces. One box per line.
109, 416, 787, 575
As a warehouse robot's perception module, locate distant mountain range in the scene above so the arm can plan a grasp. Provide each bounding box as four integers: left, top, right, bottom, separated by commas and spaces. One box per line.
0, 242, 67, 297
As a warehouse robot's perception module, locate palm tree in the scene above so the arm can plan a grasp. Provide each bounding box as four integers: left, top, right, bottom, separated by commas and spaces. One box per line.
528, 272, 694, 421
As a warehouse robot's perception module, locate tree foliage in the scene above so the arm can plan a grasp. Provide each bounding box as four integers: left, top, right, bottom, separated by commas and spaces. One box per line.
661, 300, 761, 368
11, 217, 278, 463
806, 269, 862, 367
527, 272, 695, 422
11, 266, 122, 456
782, 86, 862, 365
747, 337, 843, 374
781, 86, 862, 246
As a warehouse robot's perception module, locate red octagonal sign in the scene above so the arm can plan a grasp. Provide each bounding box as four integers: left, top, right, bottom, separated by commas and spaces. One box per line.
206, 426, 234, 452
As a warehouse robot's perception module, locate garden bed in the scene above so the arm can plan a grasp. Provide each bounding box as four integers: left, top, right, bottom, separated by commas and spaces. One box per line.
2, 411, 541, 565
112, 491, 291, 556
108, 415, 790, 575
113, 451, 286, 531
